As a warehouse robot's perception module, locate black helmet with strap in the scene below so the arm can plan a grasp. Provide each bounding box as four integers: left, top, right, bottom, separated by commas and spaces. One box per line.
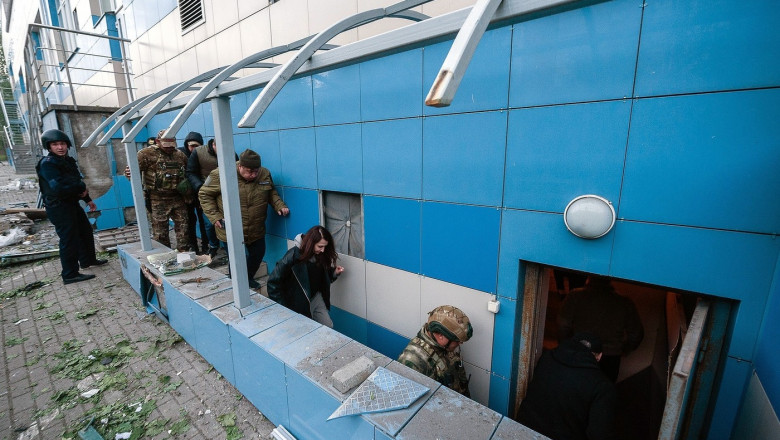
40, 129, 72, 150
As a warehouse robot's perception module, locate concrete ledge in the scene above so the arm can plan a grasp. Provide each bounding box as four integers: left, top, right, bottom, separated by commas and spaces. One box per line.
117, 243, 546, 439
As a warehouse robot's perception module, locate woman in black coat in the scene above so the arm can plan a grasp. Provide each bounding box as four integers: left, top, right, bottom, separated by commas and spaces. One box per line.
267, 225, 344, 327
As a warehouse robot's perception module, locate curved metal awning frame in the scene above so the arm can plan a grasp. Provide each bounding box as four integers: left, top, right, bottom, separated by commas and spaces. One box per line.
238, 0, 435, 128
120, 66, 228, 143
78, 98, 146, 149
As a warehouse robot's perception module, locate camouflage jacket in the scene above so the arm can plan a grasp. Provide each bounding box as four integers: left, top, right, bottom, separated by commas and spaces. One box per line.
397, 324, 470, 397
137, 145, 188, 197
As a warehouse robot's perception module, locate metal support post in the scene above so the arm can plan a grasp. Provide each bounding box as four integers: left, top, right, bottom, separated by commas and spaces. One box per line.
121, 123, 153, 251
212, 97, 251, 308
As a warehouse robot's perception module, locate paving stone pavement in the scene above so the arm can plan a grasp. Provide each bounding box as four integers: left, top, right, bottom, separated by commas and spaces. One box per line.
0, 164, 276, 439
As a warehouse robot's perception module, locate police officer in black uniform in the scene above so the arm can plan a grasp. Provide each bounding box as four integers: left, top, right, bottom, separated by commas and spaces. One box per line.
36, 129, 107, 284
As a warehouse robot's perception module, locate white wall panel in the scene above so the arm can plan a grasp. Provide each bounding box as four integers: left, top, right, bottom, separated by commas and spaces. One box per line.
463, 361, 490, 406
330, 254, 367, 320
420, 277, 494, 371
215, 24, 243, 68
366, 262, 422, 339
194, 37, 219, 73
308, 0, 359, 46
211, 0, 239, 33
269, 0, 310, 46
238, 9, 272, 60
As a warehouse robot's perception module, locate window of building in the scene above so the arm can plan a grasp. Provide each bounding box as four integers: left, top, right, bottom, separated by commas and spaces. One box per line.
178, 0, 204, 32
322, 191, 364, 259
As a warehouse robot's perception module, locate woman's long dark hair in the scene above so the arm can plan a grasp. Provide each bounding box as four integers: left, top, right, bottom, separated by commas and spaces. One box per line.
298, 225, 337, 268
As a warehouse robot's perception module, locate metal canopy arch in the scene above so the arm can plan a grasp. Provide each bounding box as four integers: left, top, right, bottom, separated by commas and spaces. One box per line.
161, 37, 317, 139
78, 98, 145, 149
238, 0, 435, 128
92, 83, 181, 147
120, 66, 228, 142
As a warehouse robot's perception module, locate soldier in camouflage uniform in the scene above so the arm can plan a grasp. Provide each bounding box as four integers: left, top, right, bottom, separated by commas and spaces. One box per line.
397, 305, 473, 397
135, 130, 191, 250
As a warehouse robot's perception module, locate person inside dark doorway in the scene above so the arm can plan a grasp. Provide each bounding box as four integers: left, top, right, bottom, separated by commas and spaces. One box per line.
518, 332, 617, 440
397, 305, 473, 397
36, 129, 107, 284
558, 275, 644, 382
267, 225, 344, 327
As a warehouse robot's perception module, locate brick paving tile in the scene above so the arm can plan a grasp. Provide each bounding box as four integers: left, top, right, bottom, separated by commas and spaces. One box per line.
1, 168, 275, 439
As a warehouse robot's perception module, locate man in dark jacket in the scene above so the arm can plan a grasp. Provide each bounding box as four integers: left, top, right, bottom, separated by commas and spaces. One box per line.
178, 131, 208, 254
518, 333, 617, 440
36, 129, 107, 284
186, 138, 237, 258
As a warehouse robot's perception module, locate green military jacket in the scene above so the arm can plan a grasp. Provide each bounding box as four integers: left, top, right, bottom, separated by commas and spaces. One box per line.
198, 163, 286, 243
137, 145, 188, 198
397, 324, 470, 397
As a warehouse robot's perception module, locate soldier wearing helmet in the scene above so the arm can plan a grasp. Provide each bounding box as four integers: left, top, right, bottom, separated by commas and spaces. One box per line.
127, 129, 191, 251
36, 129, 107, 284
397, 305, 473, 396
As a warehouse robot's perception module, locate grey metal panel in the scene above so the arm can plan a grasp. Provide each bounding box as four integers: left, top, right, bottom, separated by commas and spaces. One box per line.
121, 123, 153, 251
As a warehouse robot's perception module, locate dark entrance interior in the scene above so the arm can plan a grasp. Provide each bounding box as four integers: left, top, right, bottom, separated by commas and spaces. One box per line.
540, 268, 702, 440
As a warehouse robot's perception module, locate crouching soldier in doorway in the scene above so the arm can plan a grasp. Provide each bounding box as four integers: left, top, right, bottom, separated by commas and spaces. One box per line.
36, 129, 107, 284
134, 130, 191, 251
398, 305, 473, 397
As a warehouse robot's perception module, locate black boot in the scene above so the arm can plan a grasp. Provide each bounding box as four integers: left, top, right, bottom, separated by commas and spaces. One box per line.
82, 259, 108, 268
63, 273, 96, 284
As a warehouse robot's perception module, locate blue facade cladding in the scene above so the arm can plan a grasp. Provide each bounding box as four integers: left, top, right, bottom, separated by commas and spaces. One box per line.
279, 128, 317, 189
274, 77, 315, 129
313, 64, 362, 125
504, 101, 629, 212
754, 261, 780, 412
367, 322, 410, 360
360, 49, 423, 121
635, 0, 780, 96
316, 124, 363, 193
362, 119, 423, 199
509, 0, 641, 107
422, 202, 500, 293
364, 196, 421, 274
622, 90, 780, 233
422, 111, 507, 206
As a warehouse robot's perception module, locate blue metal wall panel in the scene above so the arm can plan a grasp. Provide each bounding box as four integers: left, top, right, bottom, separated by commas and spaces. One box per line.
264, 234, 289, 269
509, 0, 641, 107
636, 0, 780, 97
622, 90, 780, 233
273, 77, 314, 129
421, 202, 500, 293
423, 27, 512, 115
490, 297, 518, 378
285, 368, 375, 440
360, 49, 423, 121
330, 306, 368, 345
230, 330, 289, 426
707, 357, 753, 440
363, 119, 423, 199
610, 221, 780, 360
189, 302, 236, 384
199, 101, 214, 137
422, 112, 506, 206
250, 130, 281, 183
753, 260, 780, 413
504, 102, 629, 212
488, 374, 511, 415
266, 187, 287, 238
497, 209, 612, 299
364, 196, 421, 274
230, 92, 251, 135
313, 64, 362, 125
279, 128, 317, 189
163, 282, 195, 346
316, 124, 362, 193
367, 322, 409, 360
277, 187, 319, 240
233, 133, 250, 156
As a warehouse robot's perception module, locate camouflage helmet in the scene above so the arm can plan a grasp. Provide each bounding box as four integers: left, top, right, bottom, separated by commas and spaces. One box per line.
427, 305, 473, 342
40, 129, 72, 150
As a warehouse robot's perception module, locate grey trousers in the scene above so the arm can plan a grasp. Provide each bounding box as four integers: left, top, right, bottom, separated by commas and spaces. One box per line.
310, 293, 333, 328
